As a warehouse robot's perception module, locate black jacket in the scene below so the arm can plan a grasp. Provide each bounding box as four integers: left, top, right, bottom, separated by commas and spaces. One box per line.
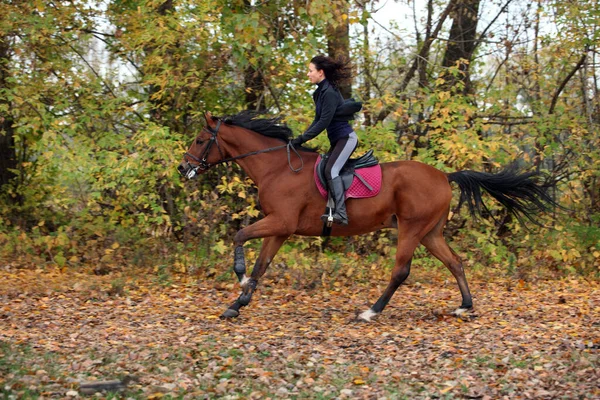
299, 79, 362, 143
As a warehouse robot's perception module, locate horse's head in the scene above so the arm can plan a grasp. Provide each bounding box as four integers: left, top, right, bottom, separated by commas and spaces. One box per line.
178, 112, 224, 179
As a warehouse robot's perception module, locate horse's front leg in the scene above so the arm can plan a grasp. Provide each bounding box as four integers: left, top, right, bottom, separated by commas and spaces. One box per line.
232, 245, 247, 283
229, 215, 290, 285
221, 223, 290, 319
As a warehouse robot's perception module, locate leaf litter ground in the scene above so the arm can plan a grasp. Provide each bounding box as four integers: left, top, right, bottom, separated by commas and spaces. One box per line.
1, 265, 598, 399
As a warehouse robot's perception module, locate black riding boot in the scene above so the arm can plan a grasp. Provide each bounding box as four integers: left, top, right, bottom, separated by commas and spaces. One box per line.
321, 176, 348, 226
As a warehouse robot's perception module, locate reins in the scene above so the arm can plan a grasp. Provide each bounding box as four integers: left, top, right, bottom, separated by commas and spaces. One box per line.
217, 142, 303, 173
184, 120, 304, 176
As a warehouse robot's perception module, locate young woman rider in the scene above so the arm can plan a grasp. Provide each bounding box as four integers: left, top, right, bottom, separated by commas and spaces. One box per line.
290, 55, 361, 226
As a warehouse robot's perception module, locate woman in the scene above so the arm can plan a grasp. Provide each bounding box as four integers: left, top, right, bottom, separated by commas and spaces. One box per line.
291, 55, 361, 226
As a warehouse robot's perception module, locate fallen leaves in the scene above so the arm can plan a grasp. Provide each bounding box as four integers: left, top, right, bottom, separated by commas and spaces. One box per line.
0, 266, 598, 399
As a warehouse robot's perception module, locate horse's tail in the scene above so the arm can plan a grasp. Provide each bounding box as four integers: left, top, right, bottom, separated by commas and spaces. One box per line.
447, 165, 559, 225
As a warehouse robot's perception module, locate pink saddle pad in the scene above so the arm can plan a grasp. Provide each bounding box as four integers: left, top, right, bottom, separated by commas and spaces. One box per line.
314, 155, 382, 199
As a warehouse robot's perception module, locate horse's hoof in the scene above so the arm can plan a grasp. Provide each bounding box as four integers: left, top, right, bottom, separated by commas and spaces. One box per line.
220, 309, 240, 319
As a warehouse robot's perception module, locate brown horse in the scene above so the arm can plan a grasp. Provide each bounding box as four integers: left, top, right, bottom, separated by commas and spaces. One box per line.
178, 111, 556, 320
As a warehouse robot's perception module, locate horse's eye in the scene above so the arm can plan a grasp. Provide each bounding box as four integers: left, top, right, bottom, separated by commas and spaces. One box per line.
196, 139, 204, 145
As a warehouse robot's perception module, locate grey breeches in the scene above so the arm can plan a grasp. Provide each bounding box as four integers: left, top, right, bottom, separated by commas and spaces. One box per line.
325, 131, 358, 180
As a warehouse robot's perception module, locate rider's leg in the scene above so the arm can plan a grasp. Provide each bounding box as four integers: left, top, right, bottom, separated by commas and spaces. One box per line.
322, 132, 358, 225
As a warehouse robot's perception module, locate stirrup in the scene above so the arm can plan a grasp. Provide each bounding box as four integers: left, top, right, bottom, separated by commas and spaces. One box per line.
327, 209, 334, 227
320, 208, 334, 227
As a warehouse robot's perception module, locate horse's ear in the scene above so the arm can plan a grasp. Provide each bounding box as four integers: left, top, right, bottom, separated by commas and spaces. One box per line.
204, 112, 217, 128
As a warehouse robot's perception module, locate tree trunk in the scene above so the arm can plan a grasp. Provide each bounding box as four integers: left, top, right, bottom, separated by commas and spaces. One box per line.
0, 35, 17, 190
441, 0, 481, 94
243, 0, 267, 111
145, 0, 174, 123
417, 0, 434, 89
327, 0, 351, 99
411, 0, 435, 157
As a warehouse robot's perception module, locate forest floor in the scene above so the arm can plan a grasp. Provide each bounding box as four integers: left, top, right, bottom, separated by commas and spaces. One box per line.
1, 263, 599, 399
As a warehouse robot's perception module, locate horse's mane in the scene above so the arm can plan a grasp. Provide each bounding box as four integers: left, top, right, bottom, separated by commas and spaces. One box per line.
219, 111, 293, 142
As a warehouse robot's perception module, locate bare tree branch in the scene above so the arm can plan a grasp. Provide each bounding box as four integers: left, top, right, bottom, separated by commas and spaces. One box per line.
475, 0, 515, 50
549, 53, 588, 115
376, 0, 454, 122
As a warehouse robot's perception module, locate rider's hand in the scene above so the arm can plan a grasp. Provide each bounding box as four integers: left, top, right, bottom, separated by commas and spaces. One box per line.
290, 136, 304, 146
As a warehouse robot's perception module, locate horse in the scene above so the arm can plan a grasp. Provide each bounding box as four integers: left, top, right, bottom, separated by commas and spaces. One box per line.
178, 111, 557, 321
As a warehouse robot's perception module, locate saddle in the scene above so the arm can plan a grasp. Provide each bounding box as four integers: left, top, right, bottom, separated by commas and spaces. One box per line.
314, 150, 382, 199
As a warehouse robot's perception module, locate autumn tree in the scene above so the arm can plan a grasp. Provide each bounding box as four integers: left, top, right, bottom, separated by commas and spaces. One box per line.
0, 1, 104, 224
0, 0, 598, 274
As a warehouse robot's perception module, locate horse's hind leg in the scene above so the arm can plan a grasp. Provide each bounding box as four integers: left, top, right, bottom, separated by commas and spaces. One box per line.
420, 219, 473, 315
221, 235, 288, 319
358, 234, 419, 322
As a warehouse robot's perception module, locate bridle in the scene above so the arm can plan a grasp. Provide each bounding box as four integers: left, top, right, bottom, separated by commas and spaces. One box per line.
183, 120, 224, 178
181, 120, 304, 179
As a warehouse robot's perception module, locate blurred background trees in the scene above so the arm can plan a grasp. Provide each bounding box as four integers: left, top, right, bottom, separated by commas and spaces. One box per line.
0, 0, 598, 275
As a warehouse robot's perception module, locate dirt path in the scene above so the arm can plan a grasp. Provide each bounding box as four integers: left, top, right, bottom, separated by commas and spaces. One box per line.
1, 267, 599, 399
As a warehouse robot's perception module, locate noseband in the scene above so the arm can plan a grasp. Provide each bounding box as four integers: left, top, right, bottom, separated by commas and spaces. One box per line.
182, 119, 303, 179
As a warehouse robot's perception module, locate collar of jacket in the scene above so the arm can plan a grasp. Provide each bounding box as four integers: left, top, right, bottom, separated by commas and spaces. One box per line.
317, 78, 329, 90
313, 79, 331, 101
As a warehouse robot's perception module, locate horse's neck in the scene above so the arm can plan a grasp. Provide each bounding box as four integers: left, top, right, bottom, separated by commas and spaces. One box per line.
222, 129, 289, 185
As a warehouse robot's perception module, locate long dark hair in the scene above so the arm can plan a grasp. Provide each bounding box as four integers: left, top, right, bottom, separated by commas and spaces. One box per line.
310, 55, 352, 88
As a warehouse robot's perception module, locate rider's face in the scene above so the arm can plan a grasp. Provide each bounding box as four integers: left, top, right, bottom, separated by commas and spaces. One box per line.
307, 63, 325, 85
